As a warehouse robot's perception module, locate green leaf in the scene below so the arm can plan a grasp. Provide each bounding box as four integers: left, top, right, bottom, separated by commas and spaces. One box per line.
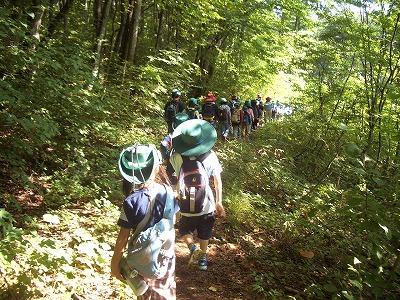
342, 290, 354, 300
323, 283, 337, 293
348, 196, 363, 207
27, 12, 35, 19
339, 123, 348, 130
378, 224, 390, 237
344, 143, 362, 157
354, 167, 367, 176
349, 279, 362, 290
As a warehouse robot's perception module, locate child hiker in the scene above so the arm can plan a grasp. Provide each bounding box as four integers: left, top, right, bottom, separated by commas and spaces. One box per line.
160, 112, 190, 185
170, 119, 226, 270
111, 144, 179, 299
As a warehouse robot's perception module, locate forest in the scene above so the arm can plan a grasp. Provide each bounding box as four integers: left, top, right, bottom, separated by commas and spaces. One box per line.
0, 0, 399, 299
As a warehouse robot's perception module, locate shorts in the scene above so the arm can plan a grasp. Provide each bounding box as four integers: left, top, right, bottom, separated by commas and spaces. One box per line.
178, 212, 216, 240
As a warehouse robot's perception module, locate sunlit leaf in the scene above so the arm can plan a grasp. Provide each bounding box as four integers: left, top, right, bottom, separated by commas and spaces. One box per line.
42, 214, 60, 225
299, 250, 315, 259
208, 286, 218, 292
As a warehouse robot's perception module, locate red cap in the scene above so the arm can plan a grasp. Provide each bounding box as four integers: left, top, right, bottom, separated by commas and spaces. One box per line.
205, 92, 216, 102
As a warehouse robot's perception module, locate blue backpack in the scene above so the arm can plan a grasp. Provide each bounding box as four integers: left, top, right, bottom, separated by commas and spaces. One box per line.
122, 185, 175, 279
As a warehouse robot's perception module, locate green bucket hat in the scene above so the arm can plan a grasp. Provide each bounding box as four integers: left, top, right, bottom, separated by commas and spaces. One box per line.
188, 98, 199, 106
244, 100, 251, 108
118, 144, 161, 184
220, 97, 228, 104
173, 112, 189, 129
172, 119, 217, 157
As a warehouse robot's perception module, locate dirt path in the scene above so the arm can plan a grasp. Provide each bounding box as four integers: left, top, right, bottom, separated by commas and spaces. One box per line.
175, 220, 258, 300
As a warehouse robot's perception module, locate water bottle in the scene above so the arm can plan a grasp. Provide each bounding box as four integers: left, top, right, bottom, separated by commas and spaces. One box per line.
120, 257, 149, 296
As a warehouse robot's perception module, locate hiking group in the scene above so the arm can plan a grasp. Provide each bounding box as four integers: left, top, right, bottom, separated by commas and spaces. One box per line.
111, 91, 227, 299
163, 89, 278, 142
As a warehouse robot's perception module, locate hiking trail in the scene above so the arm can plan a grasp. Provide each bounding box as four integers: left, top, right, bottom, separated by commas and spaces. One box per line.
175, 220, 260, 300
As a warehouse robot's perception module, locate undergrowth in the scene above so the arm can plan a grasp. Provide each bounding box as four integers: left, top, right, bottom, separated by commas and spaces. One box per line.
220, 116, 400, 299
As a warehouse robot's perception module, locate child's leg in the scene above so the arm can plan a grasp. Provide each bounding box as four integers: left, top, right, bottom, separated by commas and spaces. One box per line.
181, 233, 195, 248
199, 239, 209, 252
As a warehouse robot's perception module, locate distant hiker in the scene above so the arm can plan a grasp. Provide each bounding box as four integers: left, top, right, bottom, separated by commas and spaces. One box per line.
170, 119, 226, 271
242, 101, 254, 141
231, 95, 239, 107
218, 98, 232, 141
201, 92, 219, 128
264, 97, 273, 121
160, 113, 190, 185
272, 101, 278, 119
112, 144, 179, 299
250, 99, 259, 130
186, 98, 201, 119
231, 101, 243, 139
257, 95, 264, 127
164, 89, 185, 134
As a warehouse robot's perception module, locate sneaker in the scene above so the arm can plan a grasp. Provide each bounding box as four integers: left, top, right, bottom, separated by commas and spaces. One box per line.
198, 254, 208, 271
188, 245, 202, 266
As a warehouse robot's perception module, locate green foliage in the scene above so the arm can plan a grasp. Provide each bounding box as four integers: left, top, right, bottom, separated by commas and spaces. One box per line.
0, 204, 135, 299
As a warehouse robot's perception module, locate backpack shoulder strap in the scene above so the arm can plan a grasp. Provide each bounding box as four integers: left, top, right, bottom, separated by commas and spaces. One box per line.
197, 151, 211, 163
131, 189, 156, 239
162, 184, 174, 219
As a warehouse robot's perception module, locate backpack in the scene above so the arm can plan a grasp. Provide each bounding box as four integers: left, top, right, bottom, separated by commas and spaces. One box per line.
231, 108, 241, 124
122, 185, 175, 280
165, 102, 177, 121
178, 152, 210, 214
202, 103, 215, 121
243, 108, 251, 125
218, 105, 229, 122
187, 107, 198, 119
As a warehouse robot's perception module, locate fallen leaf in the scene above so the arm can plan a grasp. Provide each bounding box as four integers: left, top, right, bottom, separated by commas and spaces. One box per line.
208, 286, 218, 292
353, 257, 362, 265
299, 250, 314, 259
42, 213, 60, 225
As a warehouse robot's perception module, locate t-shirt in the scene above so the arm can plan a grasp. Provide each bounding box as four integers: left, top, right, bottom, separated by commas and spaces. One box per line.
265, 102, 274, 110
118, 183, 179, 230
218, 104, 231, 123
164, 100, 185, 121
160, 134, 172, 160
170, 151, 222, 216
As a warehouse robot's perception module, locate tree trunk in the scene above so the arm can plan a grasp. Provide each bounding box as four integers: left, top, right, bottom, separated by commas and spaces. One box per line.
126, 0, 142, 63
155, 8, 163, 50
30, 1, 45, 42
93, 0, 103, 38
114, 0, 127, 54
47, 0, 74, 37
92, 0, 113, 78
120, 0, 134, 60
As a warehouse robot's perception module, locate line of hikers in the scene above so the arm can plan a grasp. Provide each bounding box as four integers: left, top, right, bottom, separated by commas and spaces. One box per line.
164, 89, 277, 141
111, 114, 225, 299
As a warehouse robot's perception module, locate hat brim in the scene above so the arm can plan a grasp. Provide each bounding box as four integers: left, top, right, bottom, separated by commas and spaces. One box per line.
119, 146, 158, 184
172, 119, 217, 157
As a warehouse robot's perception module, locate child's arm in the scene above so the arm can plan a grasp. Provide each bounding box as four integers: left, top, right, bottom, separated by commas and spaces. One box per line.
213, 173, 226, 218
111, 227, 131, 281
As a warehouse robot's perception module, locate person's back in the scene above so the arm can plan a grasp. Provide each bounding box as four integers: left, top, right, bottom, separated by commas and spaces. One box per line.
187, 98, 201, 119
170, 119, 225, 271
202, 102, 218, 124
218, 98, 231, 141
241, 104, 252, 140
231, 104, 242, 139
264, 97, 273, 121
164, 89, 185, 133
112, 144, 179, 299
